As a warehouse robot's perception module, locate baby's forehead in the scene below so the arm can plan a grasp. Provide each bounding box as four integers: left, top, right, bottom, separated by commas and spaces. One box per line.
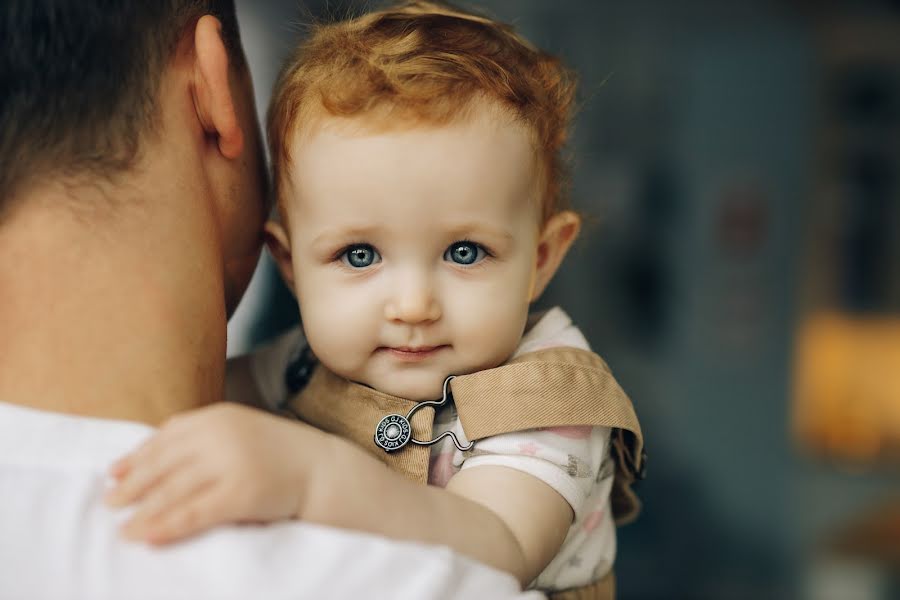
292, 97, 535, 149
285, 109, 537, 195
278, 118, 541, 233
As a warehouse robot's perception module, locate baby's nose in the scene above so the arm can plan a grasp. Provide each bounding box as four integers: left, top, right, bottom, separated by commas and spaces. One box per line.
384, 272, 441, 324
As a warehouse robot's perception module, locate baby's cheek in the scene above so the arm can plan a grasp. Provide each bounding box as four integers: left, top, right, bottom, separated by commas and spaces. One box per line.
451, 285, 528, 366
301, 293, 370, 367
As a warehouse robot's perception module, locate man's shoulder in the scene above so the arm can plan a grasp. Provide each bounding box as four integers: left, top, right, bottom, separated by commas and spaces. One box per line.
0, 402, 152, 470
0, 403, 533, 599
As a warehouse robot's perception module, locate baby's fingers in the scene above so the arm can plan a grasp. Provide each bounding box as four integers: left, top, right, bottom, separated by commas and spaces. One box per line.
108, 453, 133, 480
105, 444, 186, 508
120, 466, 211, 538
125, 485, 229, 545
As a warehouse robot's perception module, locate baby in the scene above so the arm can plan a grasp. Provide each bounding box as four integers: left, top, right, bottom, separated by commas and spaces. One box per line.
107, 2, 643, 596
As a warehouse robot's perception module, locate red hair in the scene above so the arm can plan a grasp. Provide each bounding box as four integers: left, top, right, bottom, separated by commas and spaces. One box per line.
267, 0, 577, 223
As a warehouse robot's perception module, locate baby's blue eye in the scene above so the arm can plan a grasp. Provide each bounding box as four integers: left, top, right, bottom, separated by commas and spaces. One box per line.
445, 241, 485, 265
342, 244, 380, 268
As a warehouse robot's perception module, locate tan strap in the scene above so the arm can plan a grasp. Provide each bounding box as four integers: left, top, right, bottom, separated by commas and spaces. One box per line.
451, 347, 644, 525
452, 348, 642, 459
288, 346, 644, 521
289, 367, 435, 483
548, 570, 615, 600
549, 571, 616, 600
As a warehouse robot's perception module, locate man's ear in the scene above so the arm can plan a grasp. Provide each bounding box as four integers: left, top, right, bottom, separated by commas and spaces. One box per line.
193, 15, 243, 159
264, 221, 297, 296
529, 211, 581, 301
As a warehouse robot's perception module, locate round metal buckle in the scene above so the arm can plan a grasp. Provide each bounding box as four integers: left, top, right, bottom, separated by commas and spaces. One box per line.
374, 413, 413, 452
373, 376, 473, 454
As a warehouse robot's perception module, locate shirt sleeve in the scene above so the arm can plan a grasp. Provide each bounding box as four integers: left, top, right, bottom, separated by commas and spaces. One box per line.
458, 425, 611, 518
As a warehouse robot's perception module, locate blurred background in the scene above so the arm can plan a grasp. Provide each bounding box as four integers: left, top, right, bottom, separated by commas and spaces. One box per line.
227, 1, 900, 598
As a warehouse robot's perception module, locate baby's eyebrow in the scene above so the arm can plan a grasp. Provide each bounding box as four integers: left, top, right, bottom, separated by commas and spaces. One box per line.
310, 225, 382, 248
447, 223, 515, 243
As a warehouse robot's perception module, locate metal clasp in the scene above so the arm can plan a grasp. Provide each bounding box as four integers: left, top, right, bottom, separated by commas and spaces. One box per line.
374, 375, 474, 453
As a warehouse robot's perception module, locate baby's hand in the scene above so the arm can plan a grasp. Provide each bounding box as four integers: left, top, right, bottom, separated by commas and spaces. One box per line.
106, 403, 320, 545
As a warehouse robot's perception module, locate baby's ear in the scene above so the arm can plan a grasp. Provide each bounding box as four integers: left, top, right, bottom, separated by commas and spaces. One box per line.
264, 221, 296, 296
529, 211, 581, 302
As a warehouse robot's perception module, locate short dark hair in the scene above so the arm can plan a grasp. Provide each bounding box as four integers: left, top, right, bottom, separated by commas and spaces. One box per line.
0, 1, 243, 215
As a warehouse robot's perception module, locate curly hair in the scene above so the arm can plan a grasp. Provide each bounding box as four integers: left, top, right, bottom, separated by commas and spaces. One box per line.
268, 0, 578, 223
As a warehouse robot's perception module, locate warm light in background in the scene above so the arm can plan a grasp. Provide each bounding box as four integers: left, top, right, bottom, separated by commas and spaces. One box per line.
794, 312, 900, 464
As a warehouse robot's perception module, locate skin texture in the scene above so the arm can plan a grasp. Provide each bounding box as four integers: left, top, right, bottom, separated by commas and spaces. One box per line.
0, 15, 267, 425
108, 105, 582, 586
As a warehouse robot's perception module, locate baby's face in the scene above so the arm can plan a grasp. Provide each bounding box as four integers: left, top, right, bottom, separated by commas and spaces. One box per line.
280, 111, 543, 400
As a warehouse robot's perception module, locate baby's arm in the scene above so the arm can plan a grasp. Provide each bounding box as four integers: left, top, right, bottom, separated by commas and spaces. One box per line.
322, 448, 574, 585
108, 404, 572, 586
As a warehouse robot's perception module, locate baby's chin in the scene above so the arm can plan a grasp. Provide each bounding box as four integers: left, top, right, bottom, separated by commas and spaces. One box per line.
346, 370, 450, 402
373, 378, 447, 402
340, 358, 510, 401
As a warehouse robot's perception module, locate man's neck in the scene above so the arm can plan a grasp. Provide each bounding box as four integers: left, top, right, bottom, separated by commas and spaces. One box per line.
0, 180, 227, 426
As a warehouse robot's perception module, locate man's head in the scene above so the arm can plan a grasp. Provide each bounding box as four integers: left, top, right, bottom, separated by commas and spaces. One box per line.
1, 1, 237, 208
0, 1, 267, 313
265, 1, 582, 400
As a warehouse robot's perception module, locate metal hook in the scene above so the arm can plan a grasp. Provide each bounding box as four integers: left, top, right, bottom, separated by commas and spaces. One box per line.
409, 429, 474, 452
374, 375, 474, 453
406, 375, 456, 419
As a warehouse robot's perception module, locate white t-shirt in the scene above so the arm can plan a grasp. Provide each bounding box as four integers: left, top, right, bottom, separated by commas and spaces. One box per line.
251, 307, 616, 593
0, 402, 541, 600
